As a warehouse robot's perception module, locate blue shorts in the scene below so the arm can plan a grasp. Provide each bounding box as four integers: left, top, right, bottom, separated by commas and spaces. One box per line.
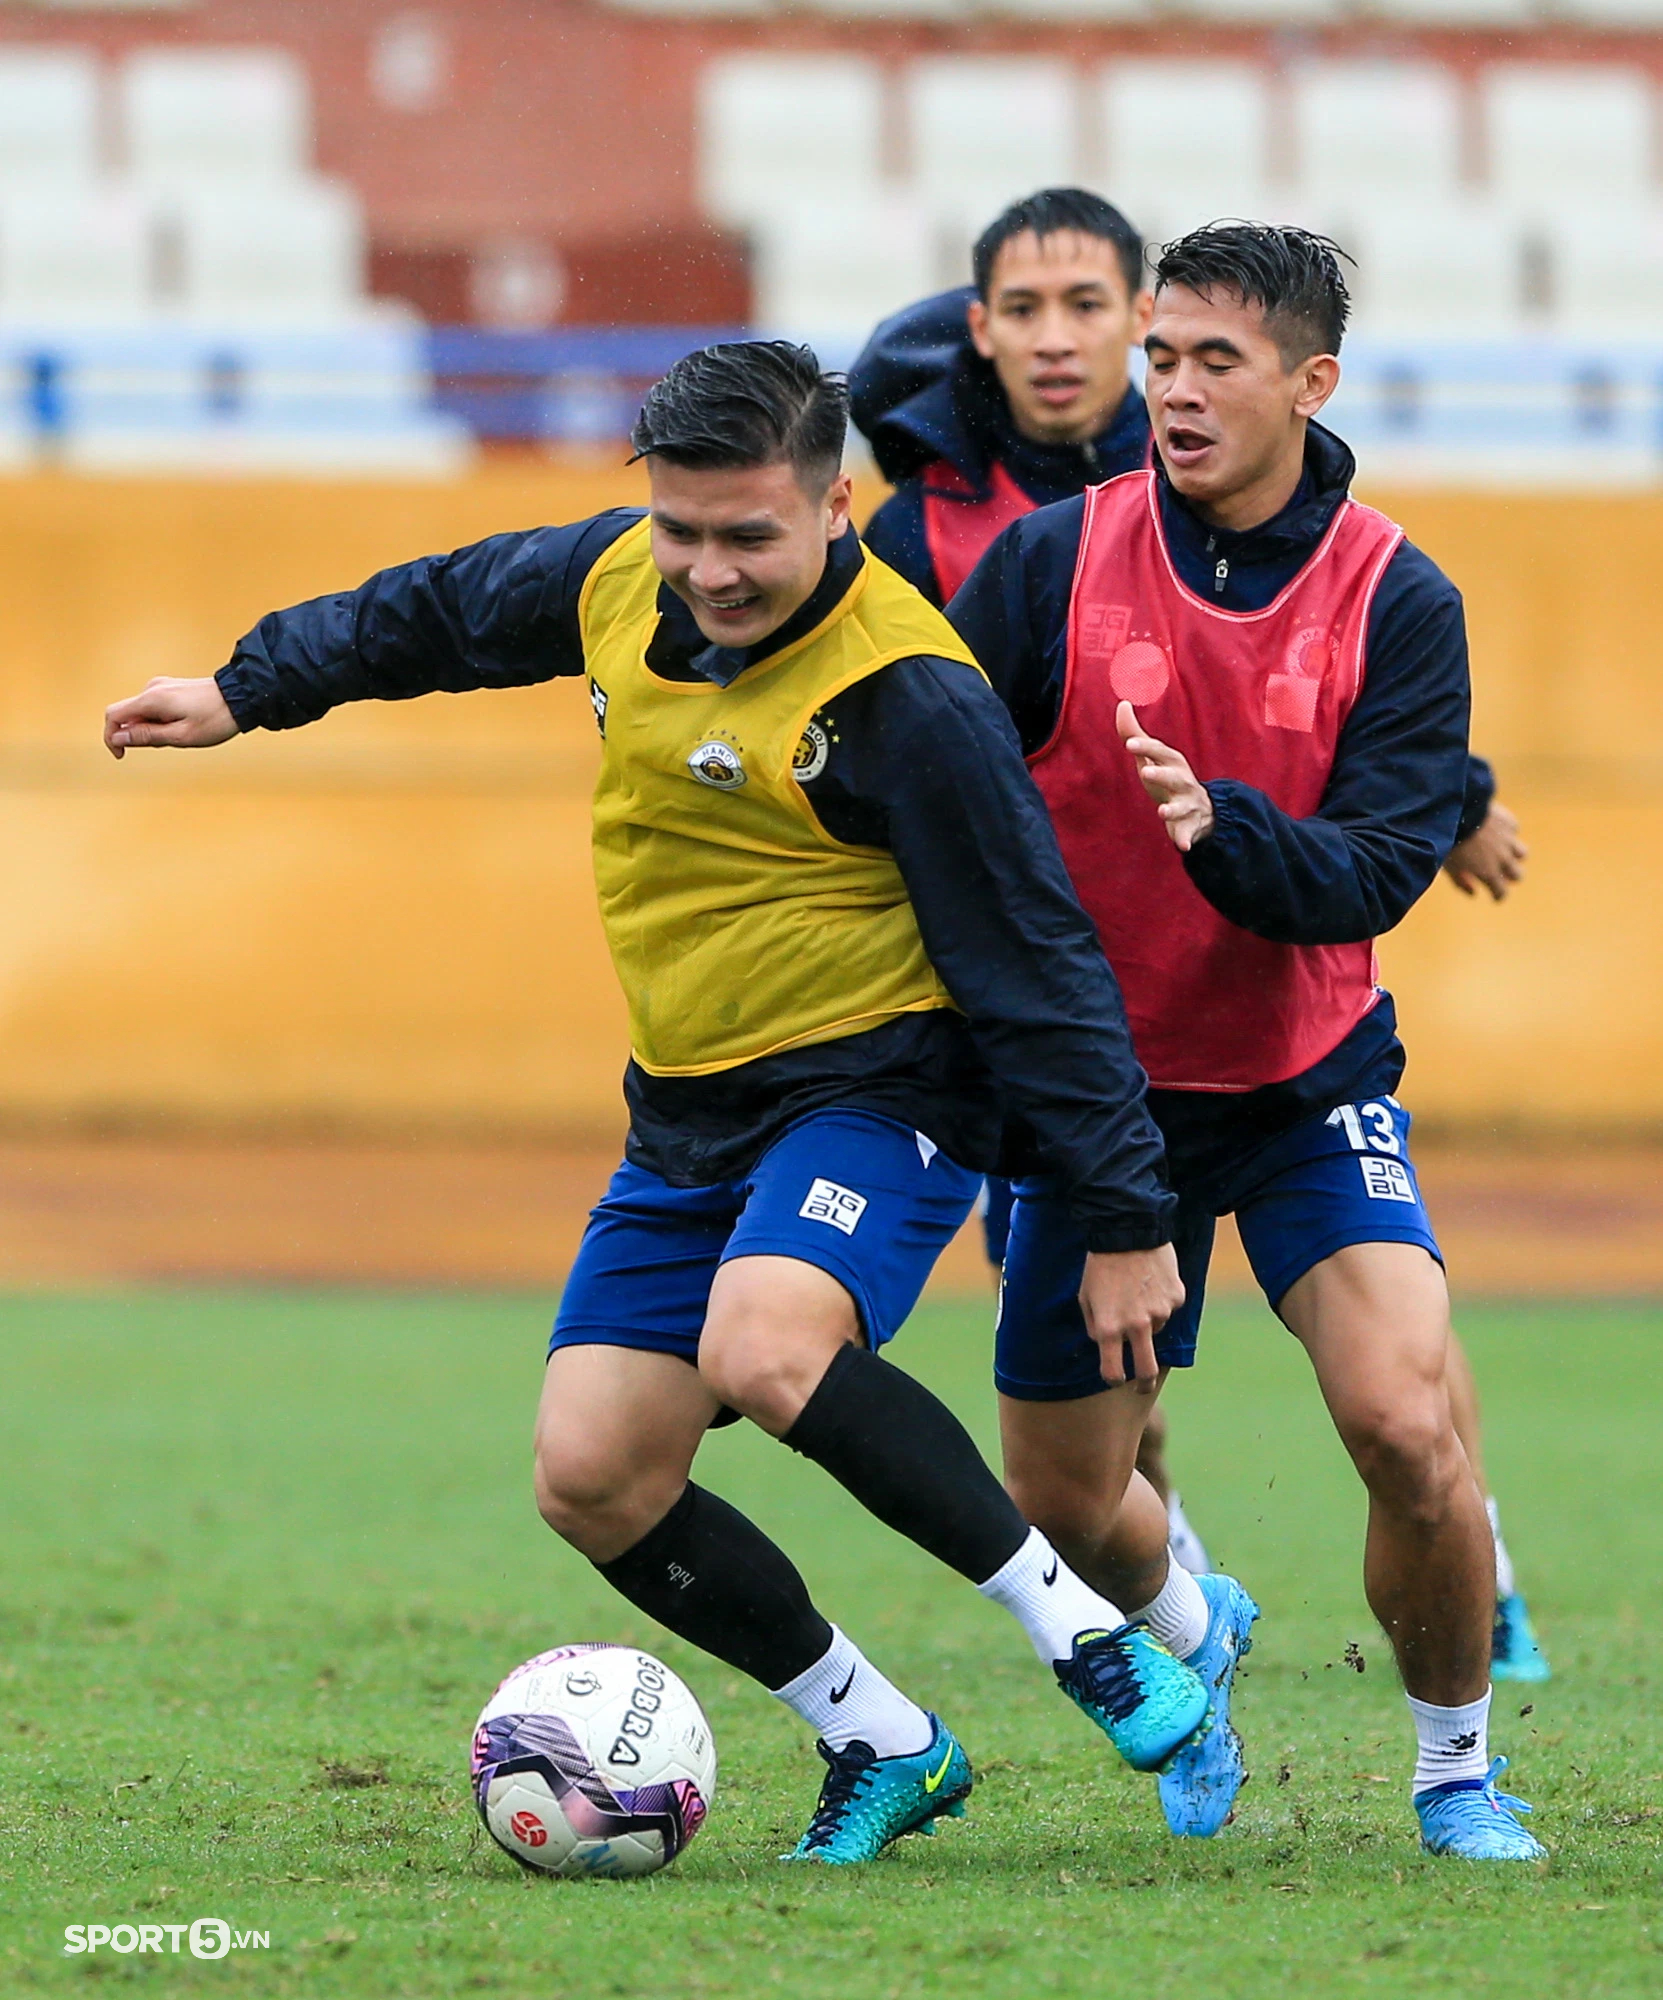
550, 1110, 982, 1366
995, 1093, 1443, 1402
980, 1176, 1015, 1268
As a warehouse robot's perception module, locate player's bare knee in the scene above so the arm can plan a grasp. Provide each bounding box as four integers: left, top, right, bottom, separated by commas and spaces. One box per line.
533, 1443, 667, 1556
1343, 1397, 1461, 1518
699, 1312, 855, 1433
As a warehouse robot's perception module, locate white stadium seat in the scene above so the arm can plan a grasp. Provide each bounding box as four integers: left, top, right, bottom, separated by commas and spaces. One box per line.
0, 186, 151, 317
1290, 61, 1464, 203
905, 58, 1080, 221
0, 47, 101, 187
750, 194, 933, 340
1171, 0, 1342, 26
167, 180, 364, 319
697, 56, 886, 232
1367, 0, 1532, 23
1553, 0, 1663, 23
1482, 64, 1656, 205
1096, 60, 1273, 248
1542, 201, 1663, 334
817, 0, 966, 19
999, 0, 1153, 21
1342, 199, 1521, 335
120, 47, 311, 188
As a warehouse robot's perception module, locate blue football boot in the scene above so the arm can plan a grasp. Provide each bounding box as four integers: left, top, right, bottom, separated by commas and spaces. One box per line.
1055, 1624, 1210, 1774
1415, 1756, 1547, 1861
1491, 1592, 1552, 1682
782, 1716, 972, 1866
1157, 1573, 1261, 1836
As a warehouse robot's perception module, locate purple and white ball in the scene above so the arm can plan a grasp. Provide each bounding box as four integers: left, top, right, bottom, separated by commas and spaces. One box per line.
471, 1645, 716, 1879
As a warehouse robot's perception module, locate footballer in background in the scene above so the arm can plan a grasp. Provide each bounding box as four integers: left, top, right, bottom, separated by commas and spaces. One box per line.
851, 188, 1546, 1685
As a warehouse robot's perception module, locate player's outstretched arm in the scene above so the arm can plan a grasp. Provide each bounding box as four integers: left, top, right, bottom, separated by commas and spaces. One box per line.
104, 676, 238, 758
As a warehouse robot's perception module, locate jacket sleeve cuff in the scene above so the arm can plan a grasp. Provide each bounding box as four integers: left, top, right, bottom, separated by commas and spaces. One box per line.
1079, 1202, 1178, 1255
214, 659, 262, 733
1455, 755, 1496, 845
1180, 781, 1247, 900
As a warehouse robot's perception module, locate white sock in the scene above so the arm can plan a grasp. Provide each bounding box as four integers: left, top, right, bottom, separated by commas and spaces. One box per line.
771, 1628, 933, 1759
977, 1526, 1126, 1666
1408, 1688, 1492, 1794
1167, 1490, 1212, 1577
1129, 1553, 1211, 1660
1486, 1495, 1516, 1601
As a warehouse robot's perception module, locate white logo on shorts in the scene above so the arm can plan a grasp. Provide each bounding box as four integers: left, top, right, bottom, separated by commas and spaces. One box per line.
800, 1179, 867, 1236
1360, 1157, 1416, 1203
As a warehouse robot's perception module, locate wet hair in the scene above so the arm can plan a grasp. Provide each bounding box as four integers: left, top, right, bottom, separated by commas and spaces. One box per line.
630, 340, 847, 490
1152, 222, 1352, 365
972, 188, 1144, 303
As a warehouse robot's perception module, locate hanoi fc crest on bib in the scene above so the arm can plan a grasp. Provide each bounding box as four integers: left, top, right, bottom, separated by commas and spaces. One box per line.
687, 739, 747, 789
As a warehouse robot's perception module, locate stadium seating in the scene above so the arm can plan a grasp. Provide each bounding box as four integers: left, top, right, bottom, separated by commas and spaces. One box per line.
750, 193, 933, 338
1544, 201, 1663, 334
0, 47, 100, 187
0, 40, 459, 472
1482, 64, 1656, 206
0, 185, 151, 319
1289, 61, 1465, 205
905, 59, 1081, 220
697, 55, 887, 232
165, 181, 365, 320
1341, 200, 1522, 335
1096, 59, 1273, 249
119, 46, 311, 189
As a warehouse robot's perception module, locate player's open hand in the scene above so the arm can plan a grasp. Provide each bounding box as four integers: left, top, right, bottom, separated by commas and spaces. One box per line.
104, 676, 238, 759
1116, 701, 1214, 852
1444, 798, 1527, 901
1078, 1243, 1185, 1389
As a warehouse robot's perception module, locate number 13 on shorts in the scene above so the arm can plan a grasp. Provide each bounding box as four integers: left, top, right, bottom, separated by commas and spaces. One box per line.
1328, 1099, 1418, 1202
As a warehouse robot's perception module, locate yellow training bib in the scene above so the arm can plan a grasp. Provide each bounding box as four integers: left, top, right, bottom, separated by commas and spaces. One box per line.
579, 518, 985, 1076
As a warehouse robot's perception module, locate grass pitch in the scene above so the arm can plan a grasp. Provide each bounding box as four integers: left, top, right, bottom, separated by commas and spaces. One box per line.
1, 1285, 1659, 1998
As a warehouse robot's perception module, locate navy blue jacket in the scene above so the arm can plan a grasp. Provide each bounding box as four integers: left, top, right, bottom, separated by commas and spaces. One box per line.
852, 289, 1496, 849
216, 514, 1176, 1250
851, 287, 1151, 608
947, 423, 1472, 1204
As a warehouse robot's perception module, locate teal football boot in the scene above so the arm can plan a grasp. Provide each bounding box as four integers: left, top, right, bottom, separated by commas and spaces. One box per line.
1157, 1573, 1261, 1836
1491, 1592, 1552, 1682
1415, 1757, 1547, 1861
782, 1716, 972, 1866
1055, 1624, 1210, 1774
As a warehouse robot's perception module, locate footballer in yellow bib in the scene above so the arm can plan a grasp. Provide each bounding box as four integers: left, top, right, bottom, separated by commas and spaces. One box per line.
103, 341, 1200, 1865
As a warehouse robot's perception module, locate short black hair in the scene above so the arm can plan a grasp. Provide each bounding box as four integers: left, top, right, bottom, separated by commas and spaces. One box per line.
973, 188, 1144, 303
1152, 222, 1352, 365
630, 340, 847, 490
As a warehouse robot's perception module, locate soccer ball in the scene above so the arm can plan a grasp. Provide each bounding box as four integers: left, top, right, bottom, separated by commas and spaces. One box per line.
470, 1645, 717, 1879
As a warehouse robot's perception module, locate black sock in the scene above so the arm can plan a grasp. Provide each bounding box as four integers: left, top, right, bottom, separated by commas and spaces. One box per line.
595, 1483, 833, 1692
782, 1343, 1028, 1585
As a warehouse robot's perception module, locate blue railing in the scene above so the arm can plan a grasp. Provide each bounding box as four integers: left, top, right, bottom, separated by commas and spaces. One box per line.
426, 326, 749, 444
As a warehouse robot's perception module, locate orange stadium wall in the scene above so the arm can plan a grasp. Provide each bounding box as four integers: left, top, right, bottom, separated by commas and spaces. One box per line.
0, 467, 1656, 1140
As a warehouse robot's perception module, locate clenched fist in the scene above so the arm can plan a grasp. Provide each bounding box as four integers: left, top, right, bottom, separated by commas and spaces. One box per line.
104, 677, 238, 758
